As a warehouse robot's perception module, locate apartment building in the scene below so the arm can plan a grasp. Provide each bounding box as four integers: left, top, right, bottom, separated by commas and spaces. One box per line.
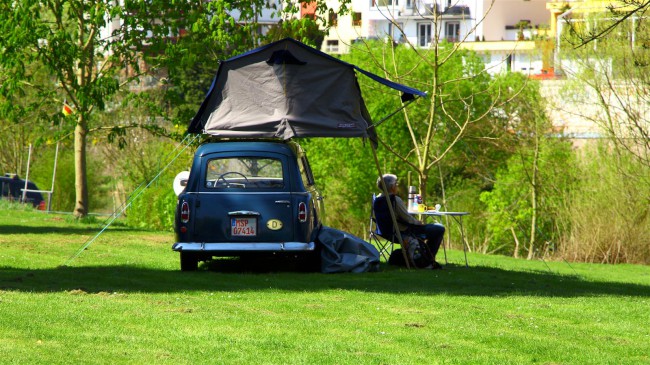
319, 0, 551, 74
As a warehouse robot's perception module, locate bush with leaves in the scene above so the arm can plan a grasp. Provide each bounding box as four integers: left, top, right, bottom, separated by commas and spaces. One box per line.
480, 138, 576, 258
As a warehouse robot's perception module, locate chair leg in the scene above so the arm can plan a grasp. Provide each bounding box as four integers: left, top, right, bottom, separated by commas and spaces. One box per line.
370, 233, 392, 262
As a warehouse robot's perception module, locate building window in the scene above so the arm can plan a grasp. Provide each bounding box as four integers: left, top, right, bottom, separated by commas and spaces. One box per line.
372, 0, 397, 7
352, 12, 362, 27
326, 40, 339, 53
406, 0, 413, 8
387, 22, 404, 41
418, 23, 432, 47
328, 9, 338, 27
445, 22, 460, 42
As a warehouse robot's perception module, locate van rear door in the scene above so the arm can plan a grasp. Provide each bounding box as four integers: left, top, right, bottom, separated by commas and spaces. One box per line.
189, 152, 295, 244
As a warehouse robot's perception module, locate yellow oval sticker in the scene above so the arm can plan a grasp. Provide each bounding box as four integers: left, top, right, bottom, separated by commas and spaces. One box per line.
266, 219, 283, 230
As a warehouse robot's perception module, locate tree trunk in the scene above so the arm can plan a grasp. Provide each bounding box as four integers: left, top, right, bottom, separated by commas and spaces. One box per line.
73, 120, 89, 218
418, 171, 428, 205
527, 129, 540, 260
511, 227, 520, 258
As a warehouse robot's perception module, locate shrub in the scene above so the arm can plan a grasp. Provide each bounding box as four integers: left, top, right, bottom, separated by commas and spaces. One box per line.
480, 137, 576, 258
124, 182, 177, 231
557, 143, 650, 264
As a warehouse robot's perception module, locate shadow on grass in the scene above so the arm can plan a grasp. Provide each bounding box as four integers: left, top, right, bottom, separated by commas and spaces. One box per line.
0, 224, 148, 235
1, 261, 649, 297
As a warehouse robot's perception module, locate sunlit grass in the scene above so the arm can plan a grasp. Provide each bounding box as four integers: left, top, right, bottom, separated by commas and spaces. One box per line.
1, 205, 649, 364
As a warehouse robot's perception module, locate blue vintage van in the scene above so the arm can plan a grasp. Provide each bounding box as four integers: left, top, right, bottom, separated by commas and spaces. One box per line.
172, 140, 324, 271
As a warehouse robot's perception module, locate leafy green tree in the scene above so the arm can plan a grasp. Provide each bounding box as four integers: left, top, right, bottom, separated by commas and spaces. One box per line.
302, 137, 377, 234
480, 138, 575, 258
0, 1, 194, 216
338, 34, 506, 211
338, 41, 508, 203
0, 62, 60, 177
0, 0, 341, 217
303, 46, 543, 239
479, 75, 575, 258
265, 18, 326, 48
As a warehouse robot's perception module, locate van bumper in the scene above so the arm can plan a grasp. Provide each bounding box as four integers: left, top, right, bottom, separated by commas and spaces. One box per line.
172, 242, 316, 252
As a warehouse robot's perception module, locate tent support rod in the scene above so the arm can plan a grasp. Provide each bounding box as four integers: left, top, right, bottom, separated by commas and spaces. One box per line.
367, 97, 418, 132
63, 133, 200, 266
370, 141, 411, 269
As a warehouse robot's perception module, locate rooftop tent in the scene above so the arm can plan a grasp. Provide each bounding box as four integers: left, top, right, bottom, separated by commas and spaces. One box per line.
188, 38, 426, 140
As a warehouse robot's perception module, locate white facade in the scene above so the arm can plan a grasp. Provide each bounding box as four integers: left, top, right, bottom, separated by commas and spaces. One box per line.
460, 40, 545, 75
322, 0, 551, 55
99, 0, 550, 76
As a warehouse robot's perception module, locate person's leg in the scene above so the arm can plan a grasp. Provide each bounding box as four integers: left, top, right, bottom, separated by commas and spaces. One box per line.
424, 223, 445, 259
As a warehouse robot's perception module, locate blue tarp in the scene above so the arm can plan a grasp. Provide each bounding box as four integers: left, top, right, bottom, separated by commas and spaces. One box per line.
318, 226, 380, 273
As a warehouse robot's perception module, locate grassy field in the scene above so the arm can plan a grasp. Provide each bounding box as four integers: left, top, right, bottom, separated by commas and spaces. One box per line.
1, 204, 649, 364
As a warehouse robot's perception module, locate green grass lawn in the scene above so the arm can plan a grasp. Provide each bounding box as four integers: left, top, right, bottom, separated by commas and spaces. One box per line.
1, 205, 649, 364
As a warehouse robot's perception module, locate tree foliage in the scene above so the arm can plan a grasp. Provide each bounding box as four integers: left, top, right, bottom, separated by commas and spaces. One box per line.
0, 0, 192, 216
305, 45, 553, 251
0, 0, 337, 217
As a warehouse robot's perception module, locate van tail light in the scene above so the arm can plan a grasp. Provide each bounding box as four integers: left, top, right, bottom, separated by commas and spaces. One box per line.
298, 202, 307, 223
180, 201, 190, 223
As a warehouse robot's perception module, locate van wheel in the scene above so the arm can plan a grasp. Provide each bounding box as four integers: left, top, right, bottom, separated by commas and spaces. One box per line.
180, 252, 198, 271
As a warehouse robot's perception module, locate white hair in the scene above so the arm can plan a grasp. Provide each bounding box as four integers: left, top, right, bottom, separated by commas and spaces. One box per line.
377, 174, 398, 191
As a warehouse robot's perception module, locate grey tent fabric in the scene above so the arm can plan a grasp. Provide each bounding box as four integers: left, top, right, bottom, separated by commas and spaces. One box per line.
188, 38, 426, 140
318, 226, 380, 273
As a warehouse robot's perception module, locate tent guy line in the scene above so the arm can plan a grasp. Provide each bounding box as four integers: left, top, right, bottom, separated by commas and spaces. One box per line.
62, 133, 201, 266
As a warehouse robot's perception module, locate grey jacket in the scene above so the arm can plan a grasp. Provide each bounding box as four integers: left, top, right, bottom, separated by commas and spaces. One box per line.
377, 193, 422, 232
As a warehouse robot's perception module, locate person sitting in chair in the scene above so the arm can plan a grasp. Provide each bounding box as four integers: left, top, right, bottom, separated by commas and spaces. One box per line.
374, 174, 445, 269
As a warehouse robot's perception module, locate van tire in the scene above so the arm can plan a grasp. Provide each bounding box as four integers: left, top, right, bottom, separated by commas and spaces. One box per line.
180, 252, 198, 271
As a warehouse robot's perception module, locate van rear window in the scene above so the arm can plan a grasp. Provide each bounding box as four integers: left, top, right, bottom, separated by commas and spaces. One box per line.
205, 157, 284, 189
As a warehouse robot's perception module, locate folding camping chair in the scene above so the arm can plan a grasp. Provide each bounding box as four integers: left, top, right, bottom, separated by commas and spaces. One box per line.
368, 194, 393, 261
370, 194, 435, 268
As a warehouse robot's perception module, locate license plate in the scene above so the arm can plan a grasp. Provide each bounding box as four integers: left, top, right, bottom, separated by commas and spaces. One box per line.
231, 217, 257, 236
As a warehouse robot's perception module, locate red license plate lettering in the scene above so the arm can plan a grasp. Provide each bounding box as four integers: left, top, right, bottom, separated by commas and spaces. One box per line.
231, 218, 256, 236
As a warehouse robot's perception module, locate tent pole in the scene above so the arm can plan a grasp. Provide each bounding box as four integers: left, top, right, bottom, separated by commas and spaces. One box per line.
367, 97, 417, 131
370, 140, 411, 269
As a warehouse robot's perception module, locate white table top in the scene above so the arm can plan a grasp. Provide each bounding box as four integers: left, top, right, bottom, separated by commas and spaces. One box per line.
409, 210, 469, 216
